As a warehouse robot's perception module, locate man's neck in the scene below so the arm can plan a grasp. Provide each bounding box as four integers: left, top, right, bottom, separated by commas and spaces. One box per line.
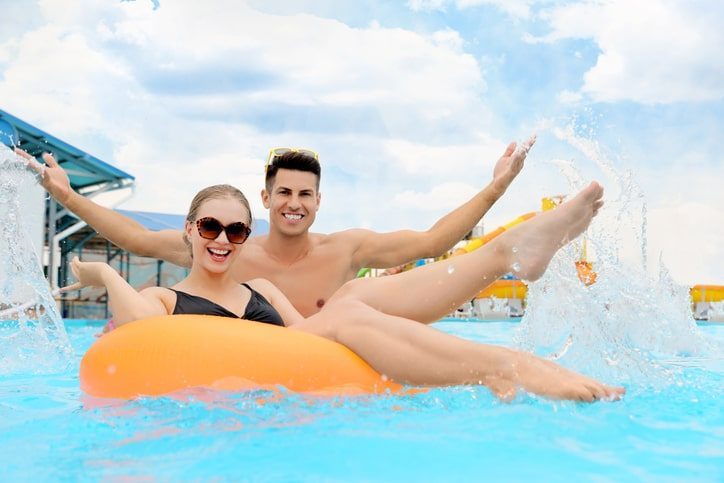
263, 228, 315, 265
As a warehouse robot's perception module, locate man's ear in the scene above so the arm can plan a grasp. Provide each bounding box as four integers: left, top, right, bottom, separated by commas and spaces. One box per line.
315, 192, 321, 211
261, 189, 270, 209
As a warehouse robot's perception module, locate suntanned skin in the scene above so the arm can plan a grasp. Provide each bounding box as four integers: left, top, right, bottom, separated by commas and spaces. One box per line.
18, 137, 535, 317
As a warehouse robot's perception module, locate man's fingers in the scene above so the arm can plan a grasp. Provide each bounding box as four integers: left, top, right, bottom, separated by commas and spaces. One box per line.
13, 147, 33, 160
503, 141, 516, 157
41, 152, 60, 168
14, 148, 45, 175
524, 134, 536, 151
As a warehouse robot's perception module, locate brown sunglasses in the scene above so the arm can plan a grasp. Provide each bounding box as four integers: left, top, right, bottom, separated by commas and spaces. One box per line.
196, 217, 251, 244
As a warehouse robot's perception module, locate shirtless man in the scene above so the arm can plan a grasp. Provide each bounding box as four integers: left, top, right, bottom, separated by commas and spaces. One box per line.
19, 138, 534, 317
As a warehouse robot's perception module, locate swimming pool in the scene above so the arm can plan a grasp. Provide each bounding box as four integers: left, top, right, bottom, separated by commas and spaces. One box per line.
1, 319, 721, 481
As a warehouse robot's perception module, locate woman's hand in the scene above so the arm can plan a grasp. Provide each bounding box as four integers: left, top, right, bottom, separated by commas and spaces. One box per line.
63, 256, 115, 291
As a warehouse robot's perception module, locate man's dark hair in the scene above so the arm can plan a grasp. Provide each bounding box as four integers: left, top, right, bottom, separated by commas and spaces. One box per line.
265, 151, 321, 191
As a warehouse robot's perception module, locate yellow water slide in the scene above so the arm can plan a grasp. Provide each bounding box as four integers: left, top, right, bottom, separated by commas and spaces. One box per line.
453, 212, 537, 256
690, 285, 724, 303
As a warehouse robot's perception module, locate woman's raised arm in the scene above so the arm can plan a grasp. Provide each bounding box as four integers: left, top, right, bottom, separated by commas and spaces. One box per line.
66, 257, 169, 326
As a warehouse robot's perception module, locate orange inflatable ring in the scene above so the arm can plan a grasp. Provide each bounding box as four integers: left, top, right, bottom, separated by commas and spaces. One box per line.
80, 314, 403, 399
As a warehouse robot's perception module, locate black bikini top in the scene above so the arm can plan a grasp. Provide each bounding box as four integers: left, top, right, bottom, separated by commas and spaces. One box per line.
170, 283, 285, 327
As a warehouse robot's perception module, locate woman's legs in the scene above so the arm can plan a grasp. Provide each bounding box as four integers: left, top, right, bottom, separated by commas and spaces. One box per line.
292, 299, 624, 401
289, 183, 620, 402
329, 182, 604, 324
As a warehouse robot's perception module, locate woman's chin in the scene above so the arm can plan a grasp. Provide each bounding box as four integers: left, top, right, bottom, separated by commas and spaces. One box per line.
202, 259, 231, 273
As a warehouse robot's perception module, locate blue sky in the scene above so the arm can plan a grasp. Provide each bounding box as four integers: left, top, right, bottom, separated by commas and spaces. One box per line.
0, 0, 722, 284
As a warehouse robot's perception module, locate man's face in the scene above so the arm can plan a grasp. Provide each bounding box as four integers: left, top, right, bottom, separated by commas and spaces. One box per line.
262, 168, 321, 236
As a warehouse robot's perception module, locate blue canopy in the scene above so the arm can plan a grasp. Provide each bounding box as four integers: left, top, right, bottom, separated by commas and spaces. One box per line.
0, 108, 134, 191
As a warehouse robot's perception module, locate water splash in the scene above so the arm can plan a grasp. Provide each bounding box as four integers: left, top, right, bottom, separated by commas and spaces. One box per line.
514, 122, 714, 389
0, 145, 72, 374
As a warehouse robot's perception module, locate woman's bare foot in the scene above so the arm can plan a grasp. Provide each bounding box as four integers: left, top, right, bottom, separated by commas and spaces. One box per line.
499, 181, 604, 282
487, 350, 625, 402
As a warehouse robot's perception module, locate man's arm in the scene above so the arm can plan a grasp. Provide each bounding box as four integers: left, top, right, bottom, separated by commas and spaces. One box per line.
351, 135, 535, 269
18, 149, 192, 267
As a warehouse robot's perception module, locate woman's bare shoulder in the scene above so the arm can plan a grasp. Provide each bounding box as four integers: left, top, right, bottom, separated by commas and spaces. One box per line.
139, 286, 176, 312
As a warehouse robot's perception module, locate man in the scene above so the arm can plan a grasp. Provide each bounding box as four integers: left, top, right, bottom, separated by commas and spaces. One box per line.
20, 137, 534, 317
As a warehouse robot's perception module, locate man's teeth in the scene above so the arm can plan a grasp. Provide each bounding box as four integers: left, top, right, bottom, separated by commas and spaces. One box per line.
208, 248, 230, 255
284, 213, 302, 220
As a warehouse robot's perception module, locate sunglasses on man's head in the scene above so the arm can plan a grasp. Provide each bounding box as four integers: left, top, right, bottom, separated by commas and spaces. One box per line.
265, 147, 319, 173
196, 217, 251, 244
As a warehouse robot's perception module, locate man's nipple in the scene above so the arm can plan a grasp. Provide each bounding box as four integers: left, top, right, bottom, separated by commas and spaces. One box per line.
316, 299, 325, 308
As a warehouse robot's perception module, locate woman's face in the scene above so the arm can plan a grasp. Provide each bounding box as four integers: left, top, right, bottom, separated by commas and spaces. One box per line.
186, 197, 251, 274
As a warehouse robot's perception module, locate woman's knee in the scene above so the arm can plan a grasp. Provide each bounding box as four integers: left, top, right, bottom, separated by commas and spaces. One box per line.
295, 301, 366, 342
327, 278, 370, 304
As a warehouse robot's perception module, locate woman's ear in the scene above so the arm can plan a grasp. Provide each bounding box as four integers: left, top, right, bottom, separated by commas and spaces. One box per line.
184, 220, 194, 242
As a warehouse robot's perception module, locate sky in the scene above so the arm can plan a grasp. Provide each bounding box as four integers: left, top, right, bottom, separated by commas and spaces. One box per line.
0, 0, 722, 285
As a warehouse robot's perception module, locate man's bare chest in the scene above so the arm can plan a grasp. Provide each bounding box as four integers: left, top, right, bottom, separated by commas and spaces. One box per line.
234, 244, 357, 316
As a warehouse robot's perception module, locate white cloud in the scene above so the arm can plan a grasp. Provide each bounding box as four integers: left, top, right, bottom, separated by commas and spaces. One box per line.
383, 135, 507, 175
407, 0, 448, 12
556, 89, 583, 104
0, 0, 491, 222
641, 166, 724, 285
648, 201, 724, 285
431, 28, 465, 52
531, 0, 724, 103
456, 0, 535, 18
1, 1, 488, 144
408, 0, 545, 18
0, 26, 130, 137
393, 182, 480, 210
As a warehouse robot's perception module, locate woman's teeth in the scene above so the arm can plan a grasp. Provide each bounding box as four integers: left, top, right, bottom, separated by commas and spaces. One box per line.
207, 248, 230, 260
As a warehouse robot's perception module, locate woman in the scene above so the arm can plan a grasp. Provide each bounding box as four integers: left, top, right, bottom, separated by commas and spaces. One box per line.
68, 183, 624, 402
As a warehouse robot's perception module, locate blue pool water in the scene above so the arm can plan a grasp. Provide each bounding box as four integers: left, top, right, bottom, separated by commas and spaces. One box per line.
1, 319, 722, 481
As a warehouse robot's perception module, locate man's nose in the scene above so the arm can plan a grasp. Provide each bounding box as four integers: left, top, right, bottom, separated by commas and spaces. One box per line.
287, 194, 301, 209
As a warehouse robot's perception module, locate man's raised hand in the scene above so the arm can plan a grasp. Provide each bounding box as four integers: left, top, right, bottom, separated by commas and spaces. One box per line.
15, 148, 72, 205
491, 134, 536, 196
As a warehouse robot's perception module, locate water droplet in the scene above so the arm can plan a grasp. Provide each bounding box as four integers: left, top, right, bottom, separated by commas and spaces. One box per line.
512, 246, 518, 253
511, 262, 521, 272
447, 265, 455, 274
380, 374, 389, 382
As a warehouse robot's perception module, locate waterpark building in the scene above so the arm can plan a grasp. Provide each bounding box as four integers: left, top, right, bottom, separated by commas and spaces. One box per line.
0, 109, 267, 319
